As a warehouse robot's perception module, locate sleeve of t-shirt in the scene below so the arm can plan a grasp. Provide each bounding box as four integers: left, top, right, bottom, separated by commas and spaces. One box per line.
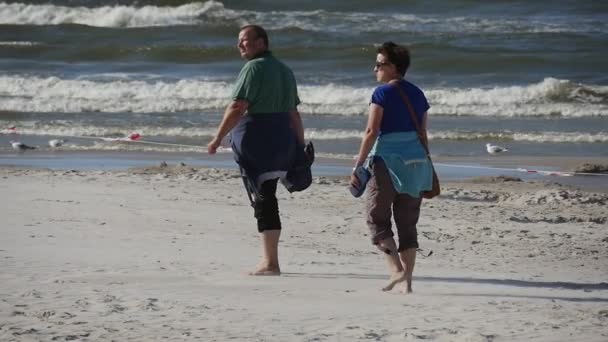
370, 86, 387, 108
231, 62, 261, 104
417, 89, 430, 115
289, 70, 301, 108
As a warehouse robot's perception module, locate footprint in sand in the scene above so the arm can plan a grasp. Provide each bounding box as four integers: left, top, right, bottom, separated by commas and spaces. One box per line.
52, 311, 74, 321
142, 298, 160, 311
10, 327, 39, 336
51, 333, 90, 340
75, 298, 90, 309
34, 310, 56, 320
107, 304, 127, 314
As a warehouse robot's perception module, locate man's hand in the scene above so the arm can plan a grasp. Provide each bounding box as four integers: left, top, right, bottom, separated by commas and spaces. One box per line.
207, 137, 221, 154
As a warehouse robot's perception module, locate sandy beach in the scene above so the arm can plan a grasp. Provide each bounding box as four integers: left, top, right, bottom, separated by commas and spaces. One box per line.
1, 165, 607, 341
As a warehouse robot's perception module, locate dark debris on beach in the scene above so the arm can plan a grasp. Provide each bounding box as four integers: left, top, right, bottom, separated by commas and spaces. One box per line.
573, 163, 608, 174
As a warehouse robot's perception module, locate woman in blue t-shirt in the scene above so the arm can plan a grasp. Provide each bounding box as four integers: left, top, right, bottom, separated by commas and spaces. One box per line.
350, 41, 433, 294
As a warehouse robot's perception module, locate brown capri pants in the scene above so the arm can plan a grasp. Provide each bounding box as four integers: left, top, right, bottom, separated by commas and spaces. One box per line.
366, 158, 422, 252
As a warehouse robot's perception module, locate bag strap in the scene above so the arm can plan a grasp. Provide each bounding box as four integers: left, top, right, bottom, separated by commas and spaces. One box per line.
389, 80, 430, 157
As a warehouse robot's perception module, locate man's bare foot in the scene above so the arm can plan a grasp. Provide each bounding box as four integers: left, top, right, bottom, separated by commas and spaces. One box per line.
248, 266, 281, 276
382, 271, 407, 291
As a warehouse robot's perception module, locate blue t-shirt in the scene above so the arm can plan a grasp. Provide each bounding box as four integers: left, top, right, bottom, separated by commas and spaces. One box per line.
370, 79, 430, 135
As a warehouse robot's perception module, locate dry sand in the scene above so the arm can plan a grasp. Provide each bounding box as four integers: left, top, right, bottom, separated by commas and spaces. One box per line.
1, 165, 607, 341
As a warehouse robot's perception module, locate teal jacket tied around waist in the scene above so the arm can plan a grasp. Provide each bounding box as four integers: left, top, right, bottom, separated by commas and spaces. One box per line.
368, 131, 433, 198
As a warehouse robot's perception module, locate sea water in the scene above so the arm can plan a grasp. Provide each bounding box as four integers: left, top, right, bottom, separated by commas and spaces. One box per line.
1, 0, 607, 170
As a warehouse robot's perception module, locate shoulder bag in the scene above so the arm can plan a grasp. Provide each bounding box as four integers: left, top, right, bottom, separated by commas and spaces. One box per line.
390, 81, 441, 199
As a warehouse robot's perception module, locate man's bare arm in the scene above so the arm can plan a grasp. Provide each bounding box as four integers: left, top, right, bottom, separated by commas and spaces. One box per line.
207, 100, 248, 154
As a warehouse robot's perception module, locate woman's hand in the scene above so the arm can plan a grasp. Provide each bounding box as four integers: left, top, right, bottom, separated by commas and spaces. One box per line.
349, 170, 361, 188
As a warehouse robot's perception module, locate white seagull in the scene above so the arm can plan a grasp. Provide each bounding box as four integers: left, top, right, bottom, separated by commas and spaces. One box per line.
486, 143, 509, 155
10, 140, 36, 152
49, 139, 68, 148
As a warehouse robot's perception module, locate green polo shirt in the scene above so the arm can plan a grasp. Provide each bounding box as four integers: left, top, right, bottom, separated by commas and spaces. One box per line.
232, 51, 300, 114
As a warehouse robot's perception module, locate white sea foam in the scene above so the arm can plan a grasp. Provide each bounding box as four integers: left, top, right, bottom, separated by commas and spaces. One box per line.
431, 131, 608, 143
4, 122, 606, 144
0, 75, 233, 113
1, 75, 606, 117
299, 84, 371, 116
54, 141, 206, 153
0, 2, 603, 33
0, 41, 39, 46
427, 78, 608, 117
308, 130, 608, 143
2, 124, 217, 139
257, 11, 601, 34
4, 132, 607, 155
0, 1, 233, 28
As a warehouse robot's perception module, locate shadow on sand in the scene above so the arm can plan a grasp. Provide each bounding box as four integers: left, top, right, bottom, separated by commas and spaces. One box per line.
282, 272, 608, 302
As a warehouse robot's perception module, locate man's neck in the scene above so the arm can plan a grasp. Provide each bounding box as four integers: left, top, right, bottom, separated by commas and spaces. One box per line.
248, 49, 270, 60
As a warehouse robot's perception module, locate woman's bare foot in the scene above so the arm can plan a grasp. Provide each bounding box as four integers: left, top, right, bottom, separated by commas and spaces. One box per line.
248, 264, 281, 276
382, 271, 407, 291
398, 277, 413, 294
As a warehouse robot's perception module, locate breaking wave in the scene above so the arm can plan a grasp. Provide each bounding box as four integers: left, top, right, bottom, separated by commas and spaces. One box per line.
1, 1, 604, 33
1, 75, 607, 117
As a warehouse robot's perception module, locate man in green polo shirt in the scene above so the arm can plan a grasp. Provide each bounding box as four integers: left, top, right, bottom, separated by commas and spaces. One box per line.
231, 44, 300, 114
207, 25, 305, 276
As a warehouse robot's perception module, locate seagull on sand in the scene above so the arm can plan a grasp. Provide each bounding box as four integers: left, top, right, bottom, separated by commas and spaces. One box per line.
49, 139, 68, 148
486, 143, 509, 155
9, 140, 36, 152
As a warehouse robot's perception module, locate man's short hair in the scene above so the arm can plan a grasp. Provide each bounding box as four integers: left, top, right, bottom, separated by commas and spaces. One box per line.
377, 42, 410, 76
241, 25, 269, 49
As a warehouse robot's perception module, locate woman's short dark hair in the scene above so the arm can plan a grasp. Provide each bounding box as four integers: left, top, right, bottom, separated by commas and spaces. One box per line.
377, 42, 410, 76
240, 24, 269, 49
